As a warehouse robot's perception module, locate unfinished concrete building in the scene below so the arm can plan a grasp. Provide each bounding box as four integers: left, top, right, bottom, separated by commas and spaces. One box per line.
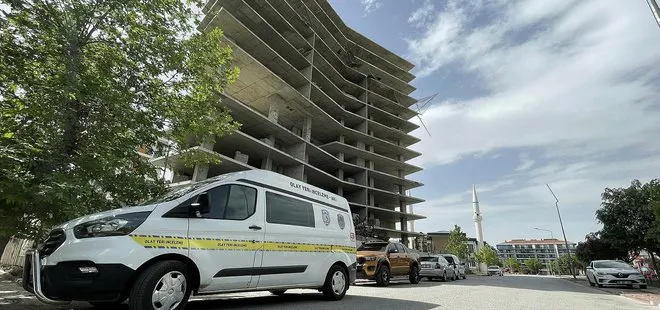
152, 0, 425, 241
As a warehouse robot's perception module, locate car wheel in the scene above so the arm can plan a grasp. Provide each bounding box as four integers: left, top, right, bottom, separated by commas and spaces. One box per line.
128, 260, 191, 310
270, 290, 287, 296
641, 285, 648, 289
375, 265, 390, 287
409, 265, 421, 284
587, 276, 595, 287
322, 264, 349, 301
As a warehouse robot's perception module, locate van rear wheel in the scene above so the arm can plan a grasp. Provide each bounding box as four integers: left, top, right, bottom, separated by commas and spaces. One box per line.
128, 260, 192, 310
322, 264, 349, 301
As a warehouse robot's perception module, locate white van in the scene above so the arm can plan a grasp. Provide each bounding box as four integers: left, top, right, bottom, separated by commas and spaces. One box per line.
23, 170, 357, 310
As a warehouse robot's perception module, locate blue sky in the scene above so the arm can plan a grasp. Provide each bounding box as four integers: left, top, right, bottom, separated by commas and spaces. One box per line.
328, 0, 660, 244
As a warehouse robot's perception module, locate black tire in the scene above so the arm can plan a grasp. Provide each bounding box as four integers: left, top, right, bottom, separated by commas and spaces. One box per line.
641, 285, 648, 289
409, 265, 421, 284
128, 260, 192, 310
375, 265, 390, 287
322, 264, 349, 301
270, 290, 287, 296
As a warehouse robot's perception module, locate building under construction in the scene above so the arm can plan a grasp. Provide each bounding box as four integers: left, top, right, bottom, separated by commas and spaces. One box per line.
150, 0, 425, 241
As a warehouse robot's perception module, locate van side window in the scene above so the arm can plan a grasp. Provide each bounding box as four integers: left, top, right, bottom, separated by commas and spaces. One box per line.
206, 184, 256, 220
266, 192, 315, 227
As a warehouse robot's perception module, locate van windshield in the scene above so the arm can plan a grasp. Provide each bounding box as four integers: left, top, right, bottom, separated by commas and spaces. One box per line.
140, 178, 219, 205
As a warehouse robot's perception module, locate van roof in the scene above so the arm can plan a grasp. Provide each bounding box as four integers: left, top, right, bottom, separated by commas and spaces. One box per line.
216, 170, 349, 209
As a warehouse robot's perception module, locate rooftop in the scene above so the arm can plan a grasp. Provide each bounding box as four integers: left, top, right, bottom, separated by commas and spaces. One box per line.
498, 238, 575, 245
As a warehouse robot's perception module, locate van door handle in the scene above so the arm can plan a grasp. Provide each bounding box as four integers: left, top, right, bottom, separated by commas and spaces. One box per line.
249, 225, 262, 230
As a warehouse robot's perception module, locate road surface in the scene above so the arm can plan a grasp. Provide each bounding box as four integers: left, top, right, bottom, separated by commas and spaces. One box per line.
0, 274, 653, 309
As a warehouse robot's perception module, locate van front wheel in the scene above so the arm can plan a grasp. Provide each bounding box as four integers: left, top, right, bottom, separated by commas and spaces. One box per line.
322, 264, 349, 301
128, 260, 192, 310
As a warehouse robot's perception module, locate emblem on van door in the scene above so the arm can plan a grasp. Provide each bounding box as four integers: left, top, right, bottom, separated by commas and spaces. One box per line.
337, 214, 345, 230
322, 209, 331, 226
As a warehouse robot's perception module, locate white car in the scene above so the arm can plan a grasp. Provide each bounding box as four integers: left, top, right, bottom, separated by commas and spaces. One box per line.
487, 265, 503, 276
441, 254, 467, 280
586, 260, 647, 289
23, 170, 357, 310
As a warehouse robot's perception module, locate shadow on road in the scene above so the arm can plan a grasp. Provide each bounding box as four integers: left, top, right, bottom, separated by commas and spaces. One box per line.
186, 293, 439, 310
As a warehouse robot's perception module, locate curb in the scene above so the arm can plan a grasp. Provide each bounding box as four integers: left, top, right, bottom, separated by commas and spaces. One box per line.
559, 277, 660, 307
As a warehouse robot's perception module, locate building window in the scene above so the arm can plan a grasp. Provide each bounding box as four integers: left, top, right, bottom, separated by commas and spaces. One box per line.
266, 192, 315, 228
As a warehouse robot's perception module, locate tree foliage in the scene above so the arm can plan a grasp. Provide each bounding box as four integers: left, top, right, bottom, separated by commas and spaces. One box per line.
446, 225, 469, 259
0, 0, 240, 238
575, 232, 628, 264
549, 254, 583, 275
596, 179, 660, 260
504, 257, 521, 272
475, 246, 499, 266
525, 258, 543, 274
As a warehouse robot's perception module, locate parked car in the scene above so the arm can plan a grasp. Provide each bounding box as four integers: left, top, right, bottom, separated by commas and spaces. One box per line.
441, 254, 467, 280
586, 260, 647, 289
487, 265, 503, 276
419, 255, 455, 281
356, 241, 421, 286
22, 170, 357, 310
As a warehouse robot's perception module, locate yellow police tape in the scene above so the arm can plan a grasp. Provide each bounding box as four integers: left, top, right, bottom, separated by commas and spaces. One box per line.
130, 235, 356, 254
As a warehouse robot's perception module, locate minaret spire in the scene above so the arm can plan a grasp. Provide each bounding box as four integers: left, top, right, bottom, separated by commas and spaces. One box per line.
472, 185, 484, 245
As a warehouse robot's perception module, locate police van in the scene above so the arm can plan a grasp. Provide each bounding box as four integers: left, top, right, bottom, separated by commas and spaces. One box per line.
23, 170, 357, 310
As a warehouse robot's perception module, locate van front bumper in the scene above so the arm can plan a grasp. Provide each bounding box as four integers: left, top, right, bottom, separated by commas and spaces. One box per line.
23, 250, 134, 303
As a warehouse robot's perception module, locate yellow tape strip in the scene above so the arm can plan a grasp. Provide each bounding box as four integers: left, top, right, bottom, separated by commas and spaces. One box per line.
130, 235, 355, 253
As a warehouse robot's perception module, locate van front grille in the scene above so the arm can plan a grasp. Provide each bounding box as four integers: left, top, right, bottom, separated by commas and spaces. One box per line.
39, 229, 66, 257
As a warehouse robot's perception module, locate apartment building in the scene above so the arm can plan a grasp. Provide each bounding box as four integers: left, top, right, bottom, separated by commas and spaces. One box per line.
497, 239, 577, 266
147, 0, 425, 242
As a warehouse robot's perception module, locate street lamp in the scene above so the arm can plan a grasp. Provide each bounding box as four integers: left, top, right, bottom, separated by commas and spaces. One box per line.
534, 228, 560, 276
647, 0, 660, 28
546, 184, 576, 280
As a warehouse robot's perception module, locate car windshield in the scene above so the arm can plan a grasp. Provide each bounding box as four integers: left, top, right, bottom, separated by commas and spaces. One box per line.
357, 243, 388, 251
594, 261, 632, 269
420, 257, 439, 262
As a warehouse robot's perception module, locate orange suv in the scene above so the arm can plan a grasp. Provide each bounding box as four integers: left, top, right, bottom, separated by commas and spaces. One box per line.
356, 241, 421, 286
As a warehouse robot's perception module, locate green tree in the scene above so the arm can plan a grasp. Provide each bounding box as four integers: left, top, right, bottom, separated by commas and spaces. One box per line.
0, 0, 240, 239
551, 254, 583, 275
504, 257, 521, 272
597, 179, 660, 267
575, 232, 628, 264
526, 258, 543, 274
475, 246, 500, 266
445, 225, 469, 259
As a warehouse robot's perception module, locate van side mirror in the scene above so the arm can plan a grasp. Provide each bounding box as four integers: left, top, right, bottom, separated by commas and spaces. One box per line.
190, 192, 210, 217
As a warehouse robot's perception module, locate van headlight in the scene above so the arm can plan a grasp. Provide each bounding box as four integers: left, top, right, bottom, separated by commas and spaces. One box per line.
74, 212, 151, 239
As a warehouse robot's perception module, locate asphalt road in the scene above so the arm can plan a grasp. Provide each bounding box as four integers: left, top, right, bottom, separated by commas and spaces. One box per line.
0, 274, 653, 310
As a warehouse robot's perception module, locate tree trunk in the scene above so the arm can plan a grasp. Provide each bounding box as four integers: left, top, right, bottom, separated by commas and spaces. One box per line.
0, 236, 10, 259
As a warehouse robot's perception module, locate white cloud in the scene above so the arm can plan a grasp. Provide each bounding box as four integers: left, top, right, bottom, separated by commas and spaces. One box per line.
360, 0, 382, 14
408, 0, 435, 28
406, 0, 660, 168
515, 154, 535, 171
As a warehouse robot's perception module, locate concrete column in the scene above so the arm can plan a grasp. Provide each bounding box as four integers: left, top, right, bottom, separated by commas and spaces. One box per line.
337, 152, 345, 161
369, 177, 375, 187
192, 163, 209, 182
261, 157, 273, 170
338, 135, 345, 143
357, 106, 368, 118
336, 169, 344, 180
284, 165, 304, 181
398, 169, 404, 178
302, 117, 312, 141
268, 105, 279, 123
368, 193, 375, 206
356, 121, 367, 133
286, 143, 306, 161
336, 187, 344, 196
368, 145, 374, 152
398, 154, 404, 161
356, 141, 366, 150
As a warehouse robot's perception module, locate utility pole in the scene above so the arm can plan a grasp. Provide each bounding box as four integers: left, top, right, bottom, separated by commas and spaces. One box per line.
546, 184, 576, 280
647, 0, 660, 28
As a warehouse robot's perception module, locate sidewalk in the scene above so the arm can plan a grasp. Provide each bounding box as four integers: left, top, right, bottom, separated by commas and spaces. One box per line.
559, 274, 660, 306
